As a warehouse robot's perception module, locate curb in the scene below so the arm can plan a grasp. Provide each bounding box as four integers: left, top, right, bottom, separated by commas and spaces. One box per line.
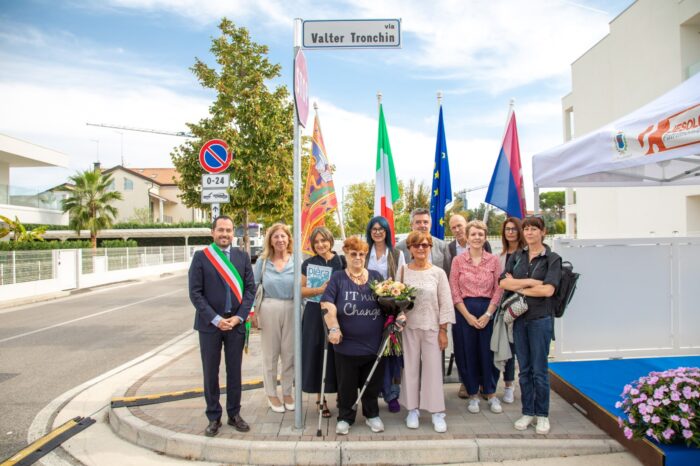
109, 403, 625, 465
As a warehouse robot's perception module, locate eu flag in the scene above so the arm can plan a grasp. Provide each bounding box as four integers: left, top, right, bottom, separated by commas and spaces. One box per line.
430, 106, 452, 239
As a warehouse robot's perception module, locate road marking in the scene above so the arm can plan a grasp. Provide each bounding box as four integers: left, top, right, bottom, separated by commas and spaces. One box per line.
0, 290, 183, 344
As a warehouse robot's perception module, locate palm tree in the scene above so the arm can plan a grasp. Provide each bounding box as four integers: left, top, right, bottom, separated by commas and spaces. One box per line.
0, 215, 47, 242
59, 169, 122, 249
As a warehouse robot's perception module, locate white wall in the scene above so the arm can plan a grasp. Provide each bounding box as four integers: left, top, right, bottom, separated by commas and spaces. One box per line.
565, 0, 700, 238
0, 204, 68, 225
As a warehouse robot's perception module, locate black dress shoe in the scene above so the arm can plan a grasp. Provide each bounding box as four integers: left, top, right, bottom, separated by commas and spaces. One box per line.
205, 419, 221, 437
228, 414, 250, 432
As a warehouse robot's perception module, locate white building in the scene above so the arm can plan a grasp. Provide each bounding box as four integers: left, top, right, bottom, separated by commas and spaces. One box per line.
0, 134, 69, 225
561, 0, 700, 238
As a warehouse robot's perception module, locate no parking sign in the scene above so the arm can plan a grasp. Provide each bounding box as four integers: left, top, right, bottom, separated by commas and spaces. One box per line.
199, 139, 232, 174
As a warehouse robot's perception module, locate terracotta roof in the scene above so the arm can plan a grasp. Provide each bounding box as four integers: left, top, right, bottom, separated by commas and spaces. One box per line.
128, 168, 180, 185
102, 166, 180, 185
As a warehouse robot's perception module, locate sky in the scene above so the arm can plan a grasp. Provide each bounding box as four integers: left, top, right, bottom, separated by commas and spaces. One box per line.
0, 0, 635, 209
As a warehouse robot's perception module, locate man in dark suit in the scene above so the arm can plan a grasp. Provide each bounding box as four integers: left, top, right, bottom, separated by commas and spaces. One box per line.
396, 208, 451, 272
189, 215, 255, 437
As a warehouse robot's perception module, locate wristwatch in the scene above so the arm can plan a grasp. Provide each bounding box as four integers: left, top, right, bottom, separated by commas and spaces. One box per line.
485, 312, 493, 318
328, 327, 340, 333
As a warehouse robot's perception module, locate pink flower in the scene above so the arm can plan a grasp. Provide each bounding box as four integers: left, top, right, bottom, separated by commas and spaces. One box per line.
671, 415, 680, 421
651, 415, 661, 424
683, 386, 693, 399
680, 403, 690, 413
623, 384, 632, 395
630, 388, 640, 396
643, 415, 651, 423
615, 401, 623, 409
681, 418, 690, 428
617, 417, 624, 427
662, 398, 671, 406
683, 429, 693, 439
624, 427, 634, 439
628, 415, 636, 424
671, 392, 681, 401
662, 428, 674, 440
639, 404, 648, 415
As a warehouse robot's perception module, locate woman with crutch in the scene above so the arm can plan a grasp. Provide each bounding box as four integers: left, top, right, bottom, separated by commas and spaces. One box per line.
320, 237, 386, 436
301, 227, 345, 420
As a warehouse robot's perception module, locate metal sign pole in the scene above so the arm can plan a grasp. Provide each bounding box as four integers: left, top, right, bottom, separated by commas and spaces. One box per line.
292, 17, 303, 430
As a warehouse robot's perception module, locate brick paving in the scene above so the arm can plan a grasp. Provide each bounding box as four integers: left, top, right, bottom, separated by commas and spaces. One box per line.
124, 332, 610, 443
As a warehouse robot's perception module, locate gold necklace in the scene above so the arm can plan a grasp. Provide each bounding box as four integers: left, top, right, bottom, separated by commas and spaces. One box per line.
347, 269, 366, 283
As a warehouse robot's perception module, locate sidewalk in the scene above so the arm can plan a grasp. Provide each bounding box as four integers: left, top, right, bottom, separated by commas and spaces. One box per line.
99, 330, 636, 465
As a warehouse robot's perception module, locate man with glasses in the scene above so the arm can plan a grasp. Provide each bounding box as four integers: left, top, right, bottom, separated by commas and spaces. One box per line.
396, 208, 450, 273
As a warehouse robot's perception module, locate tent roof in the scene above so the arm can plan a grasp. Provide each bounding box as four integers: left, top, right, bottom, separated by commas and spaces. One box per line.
533, 73, 700, 188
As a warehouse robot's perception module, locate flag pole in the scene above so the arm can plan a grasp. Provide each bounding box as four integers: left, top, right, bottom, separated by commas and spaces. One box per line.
483, 98, 516, 223
315, 101, 347, 240
292, 17, 303, 430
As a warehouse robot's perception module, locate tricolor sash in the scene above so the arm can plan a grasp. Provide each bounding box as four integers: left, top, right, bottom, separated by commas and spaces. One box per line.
203, 243, 244, 304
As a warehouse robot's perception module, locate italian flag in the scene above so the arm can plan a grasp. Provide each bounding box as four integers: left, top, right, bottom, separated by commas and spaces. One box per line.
374, 104, 400, 238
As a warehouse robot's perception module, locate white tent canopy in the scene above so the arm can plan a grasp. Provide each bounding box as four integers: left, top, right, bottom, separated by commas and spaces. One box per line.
533, 72, 700, 188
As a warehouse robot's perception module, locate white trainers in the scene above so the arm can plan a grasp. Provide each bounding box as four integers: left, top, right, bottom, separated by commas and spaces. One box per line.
535, 416, 551, 434
503, 386, 515, 404
488, 397, 503, 414
365, 416, 385, 433
335, 420, 350, 435
467, 398, 480, 413
432, 412, 447, 433
406, 409, 420, 429
514, 415, 535, 431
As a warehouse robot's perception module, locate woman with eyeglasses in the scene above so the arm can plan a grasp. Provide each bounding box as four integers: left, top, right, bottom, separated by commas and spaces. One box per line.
301, 226, 346, 419
449, 220, 504, 415
398, 231, 455, 433
365, 216, 406, 413
320, 237, 387, 436
498, 217, 526, 404
499, 216, 561, 435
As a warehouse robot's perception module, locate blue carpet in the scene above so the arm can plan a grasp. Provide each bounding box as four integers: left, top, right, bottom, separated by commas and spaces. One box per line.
550, 356, 699, 466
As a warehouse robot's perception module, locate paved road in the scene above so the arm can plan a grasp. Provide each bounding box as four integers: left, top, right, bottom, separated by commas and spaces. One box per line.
0, 272, 193, 460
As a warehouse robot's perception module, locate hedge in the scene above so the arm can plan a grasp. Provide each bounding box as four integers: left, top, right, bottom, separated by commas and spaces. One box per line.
24, 221, 211, 231
0, 239, 138, 251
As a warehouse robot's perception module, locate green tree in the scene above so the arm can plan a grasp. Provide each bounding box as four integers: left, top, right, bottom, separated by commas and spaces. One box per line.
343, 181, 374, 236
539, 191, 565, 219
0, 215, 47, 242
58, 169, 123, 249
128, 207, 152, 224
171, 19, 293, 251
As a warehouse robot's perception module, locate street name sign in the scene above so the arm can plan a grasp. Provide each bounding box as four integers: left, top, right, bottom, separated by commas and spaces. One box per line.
199, 139, 232, 174
202, 173, 230, 189
302, 19, 401, 49
201, 189, 230, 204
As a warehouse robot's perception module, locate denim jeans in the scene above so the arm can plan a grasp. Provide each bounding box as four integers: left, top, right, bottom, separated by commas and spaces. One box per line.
513, 315, 553, 417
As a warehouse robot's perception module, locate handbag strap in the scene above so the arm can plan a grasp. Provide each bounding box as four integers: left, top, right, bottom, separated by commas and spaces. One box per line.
260, 258, 267, 285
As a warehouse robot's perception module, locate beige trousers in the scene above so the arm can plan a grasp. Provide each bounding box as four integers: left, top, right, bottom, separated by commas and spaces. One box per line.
259, 298, 295, 397
399, 327, 446, 413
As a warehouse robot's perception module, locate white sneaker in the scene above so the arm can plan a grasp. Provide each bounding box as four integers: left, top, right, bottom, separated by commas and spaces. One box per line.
365, 416, 384, 433
488, 397, 503, 414
503, 386, 515, 404
514, 415, 535, 431
432, 412, 447, 433
336, 420, 350, 435
406, 409, 420, 429
467, 398, 480, 413
535, 416, 550, 434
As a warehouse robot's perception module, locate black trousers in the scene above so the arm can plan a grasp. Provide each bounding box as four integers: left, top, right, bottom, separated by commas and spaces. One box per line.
199, 325, 245, 421
334, 351, 384, 424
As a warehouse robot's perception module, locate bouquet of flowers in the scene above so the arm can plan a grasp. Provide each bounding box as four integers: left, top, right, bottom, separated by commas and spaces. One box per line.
369, 279, 417, 356
616, 366, 699, 447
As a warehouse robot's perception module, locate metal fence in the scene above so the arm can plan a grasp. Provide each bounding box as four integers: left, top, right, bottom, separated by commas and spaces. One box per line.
0, 246, 194, 286
0, 250, 54, 285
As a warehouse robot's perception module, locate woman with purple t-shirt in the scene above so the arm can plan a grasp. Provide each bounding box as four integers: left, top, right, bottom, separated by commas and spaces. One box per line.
321, 237, 386, 436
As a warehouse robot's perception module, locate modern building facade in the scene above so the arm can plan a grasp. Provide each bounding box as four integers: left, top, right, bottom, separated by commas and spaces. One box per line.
0, 133, 70, 225
561, 0, 700, 238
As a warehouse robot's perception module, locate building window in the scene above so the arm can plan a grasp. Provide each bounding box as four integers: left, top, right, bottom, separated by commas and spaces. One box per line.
124, 178, 133, 191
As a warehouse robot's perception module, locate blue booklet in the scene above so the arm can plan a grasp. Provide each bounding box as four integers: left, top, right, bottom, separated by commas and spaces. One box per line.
307, 264, 332, 303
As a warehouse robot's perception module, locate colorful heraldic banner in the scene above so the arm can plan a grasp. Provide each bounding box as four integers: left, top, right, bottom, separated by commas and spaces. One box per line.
301, 113, 339, 255
306, 264, 332, 303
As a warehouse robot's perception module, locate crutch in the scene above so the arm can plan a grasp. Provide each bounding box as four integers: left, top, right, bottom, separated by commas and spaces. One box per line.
317, 309, 329, 437
350, 320, 405, 411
